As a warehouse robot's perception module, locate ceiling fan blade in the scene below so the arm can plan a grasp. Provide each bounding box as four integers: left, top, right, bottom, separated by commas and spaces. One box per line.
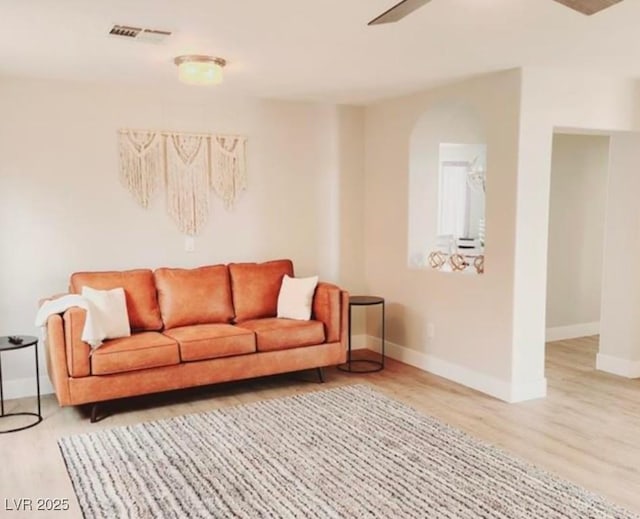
368, 0, 432, 25
552, 0, 623, 15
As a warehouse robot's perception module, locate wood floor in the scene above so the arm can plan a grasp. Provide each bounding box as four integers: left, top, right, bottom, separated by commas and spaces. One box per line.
1, 337, 639, 518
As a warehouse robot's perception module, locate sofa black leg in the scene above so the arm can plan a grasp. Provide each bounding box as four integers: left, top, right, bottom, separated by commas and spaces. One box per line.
90, 403, 99, 423
316, 367, 325, 383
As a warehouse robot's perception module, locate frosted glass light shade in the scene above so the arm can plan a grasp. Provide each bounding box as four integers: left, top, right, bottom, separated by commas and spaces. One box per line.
174, 55, 226, 85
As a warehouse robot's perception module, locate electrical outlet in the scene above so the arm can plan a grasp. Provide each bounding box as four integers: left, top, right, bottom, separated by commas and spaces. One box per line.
184, 236, 195, 252
427, 323, 435, 339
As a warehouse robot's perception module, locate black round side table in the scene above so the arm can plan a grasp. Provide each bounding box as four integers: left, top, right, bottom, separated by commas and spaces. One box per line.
338, 295, 385, 373
0, 335, 42, 433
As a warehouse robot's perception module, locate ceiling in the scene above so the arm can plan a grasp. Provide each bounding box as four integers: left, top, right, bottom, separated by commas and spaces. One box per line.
0, 0, 638, 104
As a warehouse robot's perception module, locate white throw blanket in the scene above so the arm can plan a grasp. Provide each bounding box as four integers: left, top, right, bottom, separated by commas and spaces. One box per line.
35, 295, 106, 348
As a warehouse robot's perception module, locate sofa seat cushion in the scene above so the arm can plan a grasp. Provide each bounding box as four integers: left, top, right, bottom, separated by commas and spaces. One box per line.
239, 318, 325, 352
164, 324, 256, 362
91, 332, 180, 376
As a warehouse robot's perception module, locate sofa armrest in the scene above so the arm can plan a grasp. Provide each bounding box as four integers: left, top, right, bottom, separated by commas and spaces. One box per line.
312, 282, 345, 343
62, 307, 91, 378
44, 314, 72, 405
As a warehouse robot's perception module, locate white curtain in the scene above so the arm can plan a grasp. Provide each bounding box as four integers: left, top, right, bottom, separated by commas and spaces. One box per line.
437, 165, 468, 238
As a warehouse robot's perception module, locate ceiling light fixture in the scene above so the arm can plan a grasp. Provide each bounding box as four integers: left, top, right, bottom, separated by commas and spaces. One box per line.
174, 55, 226, 86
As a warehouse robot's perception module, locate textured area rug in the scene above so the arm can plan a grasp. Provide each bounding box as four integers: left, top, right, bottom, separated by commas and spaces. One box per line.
59, 385, 637, 518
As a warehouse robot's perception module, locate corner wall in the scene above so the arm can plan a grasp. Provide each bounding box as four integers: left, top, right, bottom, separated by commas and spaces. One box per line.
514, 68, 640, 387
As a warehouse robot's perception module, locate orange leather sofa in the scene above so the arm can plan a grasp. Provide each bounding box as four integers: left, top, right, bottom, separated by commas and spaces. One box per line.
43, 259, 348, 420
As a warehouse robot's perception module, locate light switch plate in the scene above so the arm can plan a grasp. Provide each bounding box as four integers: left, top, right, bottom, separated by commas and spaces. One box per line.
184, 236, 195, 252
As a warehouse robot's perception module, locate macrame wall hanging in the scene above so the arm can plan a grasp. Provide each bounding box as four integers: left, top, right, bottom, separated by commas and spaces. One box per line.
118, 128, 248, 235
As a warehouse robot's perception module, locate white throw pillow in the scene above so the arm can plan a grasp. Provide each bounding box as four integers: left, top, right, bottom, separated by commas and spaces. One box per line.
81, 286, 131, 340
277, 275, 319, 321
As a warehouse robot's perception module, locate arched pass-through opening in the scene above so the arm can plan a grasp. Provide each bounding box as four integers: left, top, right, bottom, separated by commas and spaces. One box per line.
408, 101, 487, 275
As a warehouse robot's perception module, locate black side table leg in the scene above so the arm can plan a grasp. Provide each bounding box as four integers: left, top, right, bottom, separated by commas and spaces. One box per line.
381, 301, 385, 368
35, 342, 41, 418
347, 302, 352, 369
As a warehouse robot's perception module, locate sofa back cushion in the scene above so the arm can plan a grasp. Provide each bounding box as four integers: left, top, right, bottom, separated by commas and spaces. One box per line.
229, 259, 294, 322
70, 269, 162, 332
154, 265, 234, 329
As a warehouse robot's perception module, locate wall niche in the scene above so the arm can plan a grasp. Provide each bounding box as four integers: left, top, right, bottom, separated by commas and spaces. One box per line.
408, 101, 487, 274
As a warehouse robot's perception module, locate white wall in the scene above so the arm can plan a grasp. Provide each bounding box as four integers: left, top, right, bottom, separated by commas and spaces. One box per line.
0, 76, 366, 396
364, 69, 527, 401
545, 134, 609, 339
597, 132, 640, 377
512, 68, 640, 388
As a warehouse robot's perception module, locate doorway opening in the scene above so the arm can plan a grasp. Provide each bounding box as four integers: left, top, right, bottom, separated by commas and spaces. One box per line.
545, 132, 610, 376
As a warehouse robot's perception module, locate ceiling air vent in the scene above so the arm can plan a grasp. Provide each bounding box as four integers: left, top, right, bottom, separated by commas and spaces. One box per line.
108, 24, 172, 43
109, 24, 142, 38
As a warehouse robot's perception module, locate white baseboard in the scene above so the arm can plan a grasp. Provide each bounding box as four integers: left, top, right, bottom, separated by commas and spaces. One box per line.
509, 378, 548, 403
351, 334, 369, 350
3, 376, 53, 401
351, 334, 546, 403
545, 321, 599, 342
596, 353, 640, 378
